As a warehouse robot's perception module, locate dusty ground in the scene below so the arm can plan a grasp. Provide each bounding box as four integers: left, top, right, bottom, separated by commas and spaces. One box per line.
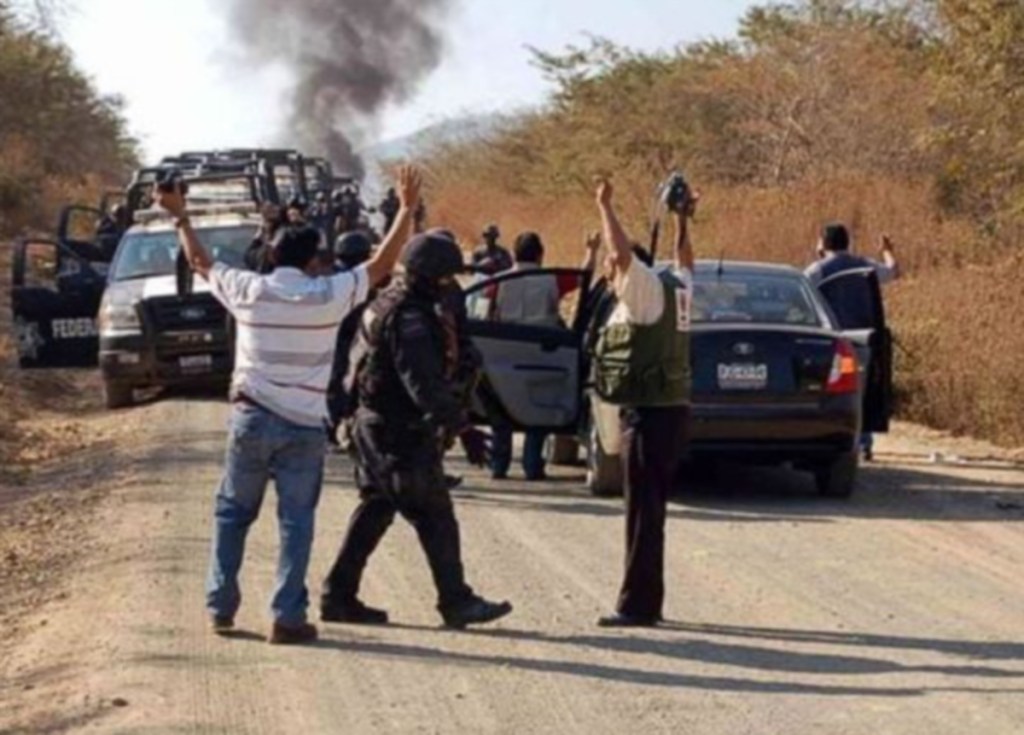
1, 393, 1023, 734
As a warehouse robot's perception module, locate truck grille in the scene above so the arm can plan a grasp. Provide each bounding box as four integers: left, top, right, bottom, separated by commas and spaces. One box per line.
144, 294, 227, 331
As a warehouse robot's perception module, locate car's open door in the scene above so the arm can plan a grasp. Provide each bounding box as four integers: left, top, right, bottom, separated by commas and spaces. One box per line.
819, 268, 893, 433
464, 268, 593, 433
11, 238, 106, 368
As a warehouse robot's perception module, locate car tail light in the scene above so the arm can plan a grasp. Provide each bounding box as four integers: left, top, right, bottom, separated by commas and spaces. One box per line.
826, 339, 859, 395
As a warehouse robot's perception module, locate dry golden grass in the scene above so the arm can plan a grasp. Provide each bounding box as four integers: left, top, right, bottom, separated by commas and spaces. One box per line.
431, 173, 1024, 447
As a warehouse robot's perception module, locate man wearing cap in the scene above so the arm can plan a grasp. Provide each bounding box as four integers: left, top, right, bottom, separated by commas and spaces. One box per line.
157, 166, 422, 646
471, 224, 513, 275
320, 231, 513, 630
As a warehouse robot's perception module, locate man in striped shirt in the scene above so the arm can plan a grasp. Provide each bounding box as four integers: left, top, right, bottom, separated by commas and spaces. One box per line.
157, 166, 422, 645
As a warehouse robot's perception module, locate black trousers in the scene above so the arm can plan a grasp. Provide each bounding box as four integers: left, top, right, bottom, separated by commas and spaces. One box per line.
616, 405, 689, 620
323, 416, 475, 613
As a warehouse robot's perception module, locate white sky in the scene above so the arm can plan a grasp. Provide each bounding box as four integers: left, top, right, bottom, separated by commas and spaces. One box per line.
63, 0, 756, 162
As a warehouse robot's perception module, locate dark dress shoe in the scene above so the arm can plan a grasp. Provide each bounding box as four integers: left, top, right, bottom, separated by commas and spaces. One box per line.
268, 621, 319, 645
597, 612, 660, 628
321, 599, 389, 625
210, 615, 235, 634
445, 475, 464, 490
442, 598, 513, 629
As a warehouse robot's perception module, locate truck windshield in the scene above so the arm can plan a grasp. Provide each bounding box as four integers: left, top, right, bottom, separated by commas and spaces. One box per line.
110, 226, 257, 282
692, 272, 822, 327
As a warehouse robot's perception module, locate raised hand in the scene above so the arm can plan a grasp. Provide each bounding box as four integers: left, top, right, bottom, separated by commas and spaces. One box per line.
397, 165, 423, 211
154, 181, 187, 219
595, 177, 614, 209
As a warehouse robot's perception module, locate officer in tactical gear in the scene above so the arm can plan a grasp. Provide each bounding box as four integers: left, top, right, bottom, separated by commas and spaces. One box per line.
320, 232, 513, 629
379, 187, 401, 235
245, 203, 287, 274
591, 176, 696, 628
471, 224, 513, 275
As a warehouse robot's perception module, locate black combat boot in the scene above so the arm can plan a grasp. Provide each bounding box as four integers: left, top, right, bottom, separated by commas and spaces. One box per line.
321, 598, 389, 625
441, 597, 513, 629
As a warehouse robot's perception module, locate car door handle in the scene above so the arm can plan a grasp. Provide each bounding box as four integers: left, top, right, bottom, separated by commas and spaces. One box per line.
540, 341, 562, 353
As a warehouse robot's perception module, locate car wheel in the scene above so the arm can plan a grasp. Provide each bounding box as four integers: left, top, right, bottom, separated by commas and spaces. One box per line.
814, 452, 858, 499
587, 425, 624, 497
548, 436, 582, 467
103, 380, 135, 410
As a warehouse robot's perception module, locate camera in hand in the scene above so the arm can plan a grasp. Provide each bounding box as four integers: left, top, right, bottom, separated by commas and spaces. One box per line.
155, 168, 189, 195
661, 171, 692, 214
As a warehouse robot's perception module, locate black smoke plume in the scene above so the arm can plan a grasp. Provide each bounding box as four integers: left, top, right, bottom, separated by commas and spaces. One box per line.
227, 0, 454, 179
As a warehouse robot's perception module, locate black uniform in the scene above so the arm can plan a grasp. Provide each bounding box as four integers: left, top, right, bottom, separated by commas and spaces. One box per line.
322, 279, 476, 614
379, 191, 400, 235
471, 243, 513, 275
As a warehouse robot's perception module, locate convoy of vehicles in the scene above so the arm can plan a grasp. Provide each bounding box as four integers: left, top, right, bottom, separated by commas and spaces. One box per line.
10, 148, 360, 408
9, 154, 893, 497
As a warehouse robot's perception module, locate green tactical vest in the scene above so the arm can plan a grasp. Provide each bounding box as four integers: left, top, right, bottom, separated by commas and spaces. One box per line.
593, 271, 692, 407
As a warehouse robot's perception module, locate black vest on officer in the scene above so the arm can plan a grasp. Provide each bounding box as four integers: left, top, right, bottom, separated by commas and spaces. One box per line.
345, 281, 447, 426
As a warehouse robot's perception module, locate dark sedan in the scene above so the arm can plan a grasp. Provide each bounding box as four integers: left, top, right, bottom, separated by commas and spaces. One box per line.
462, 260, 891, 499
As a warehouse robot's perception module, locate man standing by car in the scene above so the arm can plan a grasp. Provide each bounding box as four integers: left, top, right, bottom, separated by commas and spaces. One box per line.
471, 224, 513, 276
491, 231, 561, 481
592, 177, 695, 628
320, 232, 512, 630
805, 224, 901, 461
157, 166, 421, 646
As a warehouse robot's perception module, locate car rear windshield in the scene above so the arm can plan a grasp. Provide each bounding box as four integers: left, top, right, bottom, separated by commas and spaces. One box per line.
111, 226, 257, 282
692, 271, 822, 326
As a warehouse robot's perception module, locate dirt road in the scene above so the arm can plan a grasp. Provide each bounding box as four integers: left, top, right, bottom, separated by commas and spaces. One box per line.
2, 396, 1024, 734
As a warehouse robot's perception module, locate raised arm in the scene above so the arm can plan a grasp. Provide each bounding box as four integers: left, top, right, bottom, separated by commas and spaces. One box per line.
672, 191, 699, 273
580, 230, 602, 273
156, 183, 215, 280
365, 166, 422, 287
595, 178, 635, 273
877, 234, 901, 282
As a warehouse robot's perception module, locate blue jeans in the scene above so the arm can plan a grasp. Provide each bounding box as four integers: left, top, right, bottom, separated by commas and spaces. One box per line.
492, 426, 548, 480
206, 403, 327, 626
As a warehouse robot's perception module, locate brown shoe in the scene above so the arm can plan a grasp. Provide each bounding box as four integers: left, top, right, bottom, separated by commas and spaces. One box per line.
268, 621, 318, 645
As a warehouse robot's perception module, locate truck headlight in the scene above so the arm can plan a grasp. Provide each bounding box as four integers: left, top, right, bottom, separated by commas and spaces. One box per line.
99, 294, 141, 334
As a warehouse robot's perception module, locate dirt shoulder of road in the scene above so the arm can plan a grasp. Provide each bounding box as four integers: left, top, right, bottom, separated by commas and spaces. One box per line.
0, 369, 145, 656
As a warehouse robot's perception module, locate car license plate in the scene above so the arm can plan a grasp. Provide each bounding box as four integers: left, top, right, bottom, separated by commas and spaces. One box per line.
718, 363, 769, 391
180, 355, 213, 373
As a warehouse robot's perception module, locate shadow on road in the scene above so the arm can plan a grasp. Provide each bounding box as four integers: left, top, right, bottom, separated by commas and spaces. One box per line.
435, 460, 1024, 525
296, 625, 1024, 698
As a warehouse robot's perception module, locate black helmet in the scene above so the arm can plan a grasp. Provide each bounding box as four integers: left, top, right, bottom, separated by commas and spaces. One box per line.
402, 233, 464, 281
335, 231, 373, 269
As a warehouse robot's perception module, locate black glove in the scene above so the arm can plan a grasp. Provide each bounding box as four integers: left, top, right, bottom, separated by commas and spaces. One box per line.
459, 428, 493, 468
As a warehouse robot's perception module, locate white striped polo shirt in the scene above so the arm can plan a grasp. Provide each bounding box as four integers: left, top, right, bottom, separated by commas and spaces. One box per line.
208, 263, 370, 428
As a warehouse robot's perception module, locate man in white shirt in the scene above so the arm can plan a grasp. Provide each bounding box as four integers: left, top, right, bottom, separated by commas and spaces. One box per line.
491, 232, 562, 480
157, 166, 421, 645
593, 177, 696, 628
